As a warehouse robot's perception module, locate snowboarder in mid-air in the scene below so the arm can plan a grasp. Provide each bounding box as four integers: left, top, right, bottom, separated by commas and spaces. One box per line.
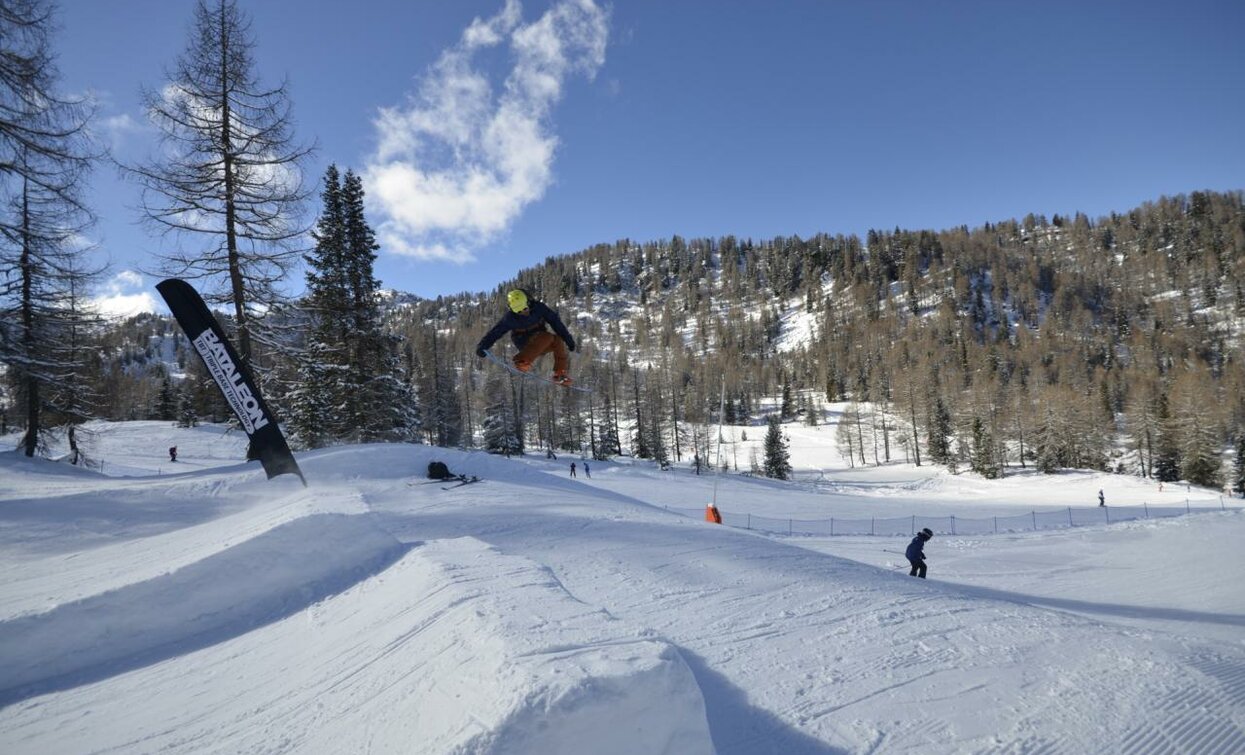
906, 527, 933, 578
475, 289, 577, 386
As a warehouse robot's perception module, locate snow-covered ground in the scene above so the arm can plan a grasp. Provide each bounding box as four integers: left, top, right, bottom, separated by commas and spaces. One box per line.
1, 420, 1243, 754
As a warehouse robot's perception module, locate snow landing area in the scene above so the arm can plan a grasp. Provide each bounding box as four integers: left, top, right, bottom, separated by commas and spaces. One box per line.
0, 421, 1243, 754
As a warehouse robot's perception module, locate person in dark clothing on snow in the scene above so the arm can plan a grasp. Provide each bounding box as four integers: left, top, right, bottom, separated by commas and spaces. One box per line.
906, 527, 933, 578
476, 289, 577, 386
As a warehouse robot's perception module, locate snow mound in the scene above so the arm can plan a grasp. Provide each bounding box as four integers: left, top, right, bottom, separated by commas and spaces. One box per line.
0, 536, 712, 755
0, 513, 408, 707
426, 538, 713, 755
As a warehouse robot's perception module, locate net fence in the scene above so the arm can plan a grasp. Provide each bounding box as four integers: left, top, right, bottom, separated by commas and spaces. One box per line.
667, 501, 1234, 536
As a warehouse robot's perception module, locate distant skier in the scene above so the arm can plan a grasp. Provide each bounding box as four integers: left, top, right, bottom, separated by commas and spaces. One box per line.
475, 289, 576, 386
583, 462, 590, 478
169, 446, 178, 463
906, 528, 933, 578
570, 462, 577, 478
1098, 489, 1105, 507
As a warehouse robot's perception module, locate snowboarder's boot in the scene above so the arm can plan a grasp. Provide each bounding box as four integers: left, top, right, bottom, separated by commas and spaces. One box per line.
513, 358, 532, 373
552, 371, 573, 386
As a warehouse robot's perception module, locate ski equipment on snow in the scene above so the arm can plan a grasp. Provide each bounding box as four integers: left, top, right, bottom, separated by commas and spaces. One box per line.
441, 476, 482, 490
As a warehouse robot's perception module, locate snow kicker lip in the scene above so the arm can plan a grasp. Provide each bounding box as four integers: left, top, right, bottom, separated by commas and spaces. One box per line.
0, 513, 409, 708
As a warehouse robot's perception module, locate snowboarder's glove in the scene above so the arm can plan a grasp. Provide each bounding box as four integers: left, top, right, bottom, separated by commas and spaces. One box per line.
476, 347, 487, 358
565, 336, 576, 352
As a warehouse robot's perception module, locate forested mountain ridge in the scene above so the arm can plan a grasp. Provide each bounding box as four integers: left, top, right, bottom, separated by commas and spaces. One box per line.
389, 190, 1245, 486
15, 191, 1242, 488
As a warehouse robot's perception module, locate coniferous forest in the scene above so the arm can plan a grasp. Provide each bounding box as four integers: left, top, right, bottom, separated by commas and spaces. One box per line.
385, 190, 1245, 492
2, 1, 1243, 494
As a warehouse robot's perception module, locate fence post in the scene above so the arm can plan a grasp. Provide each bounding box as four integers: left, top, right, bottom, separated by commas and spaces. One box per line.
747, 514, 751, 530
1186, 499, 1190, 514
993, 516, 998, 534
951, 515, 956, 535
871, 517, 875, 536
789, 519, 792, 536
1032, 511, 1037, 530
911, 515, 915, 535
830, 517, 834, 536
1068, 507, 1074, 526
1105, 506, 1110, 523
1144, 502, 1148, 518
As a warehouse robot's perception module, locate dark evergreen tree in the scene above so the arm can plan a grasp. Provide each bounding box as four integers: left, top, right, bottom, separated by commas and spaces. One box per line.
1233, 434, 1245, 498
286, 341, 334, 449
1152, 393, 1181, 482
780, 379, 795, 420
292, 165, 417, 444
177, 391, 199, 428
481, 371, 520, 455
970, 416, 1000, 479
156, 376, 177, 421
763, 414, 792, 480
926, 397, 953, 465
598, 391, 622, 457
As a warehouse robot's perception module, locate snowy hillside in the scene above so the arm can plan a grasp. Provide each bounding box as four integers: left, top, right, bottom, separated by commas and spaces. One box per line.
1, 421, 1243, 754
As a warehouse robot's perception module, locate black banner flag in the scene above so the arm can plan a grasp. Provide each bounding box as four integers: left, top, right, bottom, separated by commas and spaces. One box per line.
156, 278, 306, 485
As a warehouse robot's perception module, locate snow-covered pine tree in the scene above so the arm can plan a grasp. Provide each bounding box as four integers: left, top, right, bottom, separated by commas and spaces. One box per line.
926, 396, 953, 466
156, 376, 178, 421
1152, 392, 1181, 483
481, 370, 521, 455
1233, 434, 1245, 497
780, 379, 795, 420
598, 391, 621, 458
177, 391, 198, 428
293, 166, 418, 445
763, 414, 792, 480
294, 165, 351, 442
287, 340, 336, 449
970, 416, 1000, 479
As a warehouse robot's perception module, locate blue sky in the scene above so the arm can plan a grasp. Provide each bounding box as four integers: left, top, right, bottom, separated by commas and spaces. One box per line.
53, 0, 1245, 313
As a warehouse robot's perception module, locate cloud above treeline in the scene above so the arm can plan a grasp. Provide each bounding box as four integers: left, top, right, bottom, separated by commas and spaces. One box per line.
92, 271, 159, 318
365, 0, 609, 263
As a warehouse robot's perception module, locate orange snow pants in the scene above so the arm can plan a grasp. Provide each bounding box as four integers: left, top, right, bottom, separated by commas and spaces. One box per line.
514, 332, 569, 376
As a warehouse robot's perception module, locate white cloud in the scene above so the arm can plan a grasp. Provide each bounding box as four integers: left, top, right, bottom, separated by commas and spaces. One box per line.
92, 271, 160, 318
365, 0, 609, 262
100, 113, 144, 153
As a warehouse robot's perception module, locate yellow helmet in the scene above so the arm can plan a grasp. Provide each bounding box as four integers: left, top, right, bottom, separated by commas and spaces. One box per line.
507, 289, 529, 313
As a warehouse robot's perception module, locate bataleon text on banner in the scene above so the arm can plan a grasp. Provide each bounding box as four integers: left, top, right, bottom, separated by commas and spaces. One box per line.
155, 278, 306, 485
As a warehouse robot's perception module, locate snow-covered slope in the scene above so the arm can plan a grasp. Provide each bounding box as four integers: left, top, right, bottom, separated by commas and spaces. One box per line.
1, 422, 1242, 754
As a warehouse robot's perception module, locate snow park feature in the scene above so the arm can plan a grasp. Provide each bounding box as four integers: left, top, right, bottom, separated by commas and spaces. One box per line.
1, 419, 1243, 753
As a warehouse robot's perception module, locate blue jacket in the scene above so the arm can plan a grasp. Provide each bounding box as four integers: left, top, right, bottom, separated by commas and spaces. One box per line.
476, 297, 575, 353
905, 534, 927, 561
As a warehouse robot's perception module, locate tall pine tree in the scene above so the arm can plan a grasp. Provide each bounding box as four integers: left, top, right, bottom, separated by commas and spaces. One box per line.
763, 414, 792, 480
291, 165, 417, 446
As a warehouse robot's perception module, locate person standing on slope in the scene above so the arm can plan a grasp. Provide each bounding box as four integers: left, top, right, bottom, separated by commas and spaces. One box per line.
906, 527, 933, 578
476, 289, 577, 386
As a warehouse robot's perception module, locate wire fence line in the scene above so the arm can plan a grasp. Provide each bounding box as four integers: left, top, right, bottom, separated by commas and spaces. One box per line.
666, 500, 1239, 537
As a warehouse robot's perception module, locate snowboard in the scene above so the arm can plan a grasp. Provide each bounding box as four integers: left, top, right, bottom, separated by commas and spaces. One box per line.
408, 475, 480, 487
482, 349, 592, 393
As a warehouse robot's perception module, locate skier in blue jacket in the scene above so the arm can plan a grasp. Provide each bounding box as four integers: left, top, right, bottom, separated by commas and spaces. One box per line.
906, 527, 933, 578
475, 289, 577, 385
